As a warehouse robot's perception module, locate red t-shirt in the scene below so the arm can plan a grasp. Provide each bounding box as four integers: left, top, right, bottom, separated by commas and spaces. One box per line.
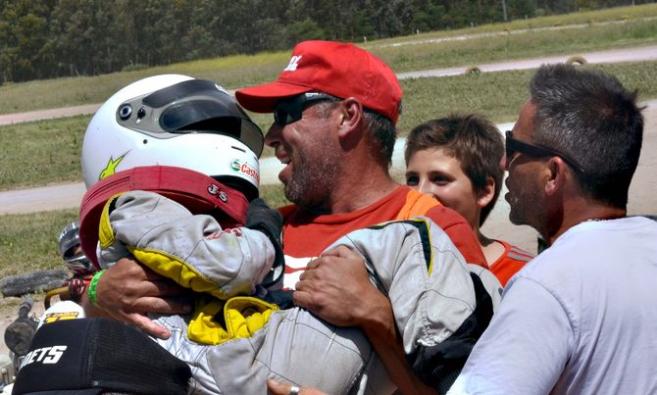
489, 240, 533, 286
279, 186, 486, 287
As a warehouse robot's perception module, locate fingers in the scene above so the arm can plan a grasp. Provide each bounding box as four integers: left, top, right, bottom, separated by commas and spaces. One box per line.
267, 379, 325, 395
267, 378, 291, 395
321, 245, 354, 258
304, 258, 322, 270
138, 277, 189, 297
130, 296, 193, 315
292, 289, 313, 310
126, 312, 172, 339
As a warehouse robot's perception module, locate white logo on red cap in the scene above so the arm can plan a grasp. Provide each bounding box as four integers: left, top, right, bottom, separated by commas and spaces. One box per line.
284, 55, 302, 72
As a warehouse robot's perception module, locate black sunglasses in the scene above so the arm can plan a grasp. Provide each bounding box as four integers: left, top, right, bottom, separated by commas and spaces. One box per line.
274, 92, 340, 126
505, 131, 583, 174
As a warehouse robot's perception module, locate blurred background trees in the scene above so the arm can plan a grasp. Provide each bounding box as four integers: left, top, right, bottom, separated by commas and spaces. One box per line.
0, 0, 652, 83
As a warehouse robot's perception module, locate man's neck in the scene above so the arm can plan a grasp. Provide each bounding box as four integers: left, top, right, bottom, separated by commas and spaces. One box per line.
545, 198, 626, 245
328, 171, 399, 214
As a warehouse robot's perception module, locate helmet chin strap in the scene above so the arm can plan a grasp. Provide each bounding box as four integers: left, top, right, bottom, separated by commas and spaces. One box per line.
79, 165, 250, 269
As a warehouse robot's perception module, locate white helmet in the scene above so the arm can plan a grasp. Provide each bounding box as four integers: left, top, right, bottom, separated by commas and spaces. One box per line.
81, 74, 262, 199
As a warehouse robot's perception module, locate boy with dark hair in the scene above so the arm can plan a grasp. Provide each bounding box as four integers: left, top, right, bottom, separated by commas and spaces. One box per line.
405, 114, 532, 285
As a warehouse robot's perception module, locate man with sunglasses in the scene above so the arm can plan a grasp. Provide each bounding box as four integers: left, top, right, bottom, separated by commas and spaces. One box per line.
235, 40, 486, 282
448, 64, 657, 394
236, 40, 495, 393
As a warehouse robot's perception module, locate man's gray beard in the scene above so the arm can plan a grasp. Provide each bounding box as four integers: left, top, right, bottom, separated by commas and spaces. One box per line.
285, 155, 339, 212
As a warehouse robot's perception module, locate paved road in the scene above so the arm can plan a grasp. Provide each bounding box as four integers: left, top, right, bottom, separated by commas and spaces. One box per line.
397, 44, 657, 79
2, 44, 657, 126
373, 17, 657, 49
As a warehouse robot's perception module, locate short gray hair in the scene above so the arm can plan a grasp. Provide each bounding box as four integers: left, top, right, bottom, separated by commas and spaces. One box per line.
529, 64, 643, 208
364, 109, 396, 167
315, 101, 396, 167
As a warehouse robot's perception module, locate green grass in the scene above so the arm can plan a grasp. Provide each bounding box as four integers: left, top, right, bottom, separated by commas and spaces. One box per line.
3, 60, 655, 191
0, 209, 79, 278
373, 18, 657, 73
1, 4, 656, 114
260, 184, 289, 208
368, 4, 657, 47
1, 61, 655, 275
397, 61, 657, 133
0, 115, 89, 190
0, 52, 288, 115
0, 189, 288, 276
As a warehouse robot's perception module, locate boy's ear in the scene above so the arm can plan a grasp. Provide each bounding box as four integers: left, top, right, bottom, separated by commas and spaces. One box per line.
476, 176, 496, 209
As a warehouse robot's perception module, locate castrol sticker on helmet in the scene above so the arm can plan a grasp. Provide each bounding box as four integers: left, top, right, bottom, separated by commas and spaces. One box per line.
231, 159, 259, 183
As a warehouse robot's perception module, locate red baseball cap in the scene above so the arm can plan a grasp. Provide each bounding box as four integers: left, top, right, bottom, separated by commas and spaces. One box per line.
235, 40, 403, 124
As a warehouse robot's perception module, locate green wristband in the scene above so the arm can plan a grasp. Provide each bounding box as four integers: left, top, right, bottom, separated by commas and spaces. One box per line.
87, 270, 106, 306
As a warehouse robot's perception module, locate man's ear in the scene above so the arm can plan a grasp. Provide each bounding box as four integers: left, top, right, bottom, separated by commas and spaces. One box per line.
545, 157, 568, 196
476, 176, 496, 209
337, 98, 363, 139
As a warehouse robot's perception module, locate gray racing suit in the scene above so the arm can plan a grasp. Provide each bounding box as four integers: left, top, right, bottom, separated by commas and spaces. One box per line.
99, 190, 501, 395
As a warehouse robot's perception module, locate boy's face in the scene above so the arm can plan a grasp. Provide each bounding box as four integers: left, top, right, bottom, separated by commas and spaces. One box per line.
405, 147, 480, 229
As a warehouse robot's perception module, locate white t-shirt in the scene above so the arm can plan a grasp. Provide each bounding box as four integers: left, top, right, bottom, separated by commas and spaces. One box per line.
449, 216, 657, 395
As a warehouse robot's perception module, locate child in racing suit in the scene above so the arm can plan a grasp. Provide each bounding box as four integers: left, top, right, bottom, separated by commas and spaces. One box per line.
77, 74, 501, 395
95, 189, 500, 395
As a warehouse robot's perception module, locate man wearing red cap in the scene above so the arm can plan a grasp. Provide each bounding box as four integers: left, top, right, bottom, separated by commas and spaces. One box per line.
236, 40, 490, 393
236, 40, 485, 285
91, 41, 491, 394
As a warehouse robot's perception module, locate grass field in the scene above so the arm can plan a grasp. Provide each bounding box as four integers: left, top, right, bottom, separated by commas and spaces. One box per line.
0, 185, 287, 275
2, 4, 657, 276
372, 18, 657, 73
0, 209, 79, 277
2, 61, 656, 191
369, 5, 657, 47
0, 4, 656, 114
2, 61, 656, 274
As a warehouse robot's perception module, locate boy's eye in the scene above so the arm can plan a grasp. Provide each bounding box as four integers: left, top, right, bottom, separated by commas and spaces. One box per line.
405, 174, 419, 186
430, 174, 451, 186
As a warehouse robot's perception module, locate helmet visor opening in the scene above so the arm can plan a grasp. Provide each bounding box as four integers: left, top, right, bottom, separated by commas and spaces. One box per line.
161, 100, 241, 133
159, 99, 264, 156
143, 79, 220, 108
118, 79, 265, 156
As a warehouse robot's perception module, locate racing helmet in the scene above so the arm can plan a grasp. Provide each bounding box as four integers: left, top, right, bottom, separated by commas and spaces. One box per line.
57, 221, 94, 275
81, 74, 263, 200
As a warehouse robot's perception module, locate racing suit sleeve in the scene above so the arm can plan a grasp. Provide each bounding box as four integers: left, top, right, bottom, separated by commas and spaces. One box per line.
98, 190, 276, 299
425, 205, 487, 267
328, 217, 499, 392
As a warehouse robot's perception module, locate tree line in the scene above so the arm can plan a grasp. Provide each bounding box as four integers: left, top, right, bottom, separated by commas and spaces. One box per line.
0, 0, 652, 84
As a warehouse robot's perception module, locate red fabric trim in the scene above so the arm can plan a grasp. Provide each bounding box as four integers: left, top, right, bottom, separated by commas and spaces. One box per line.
79, 166, 249, 269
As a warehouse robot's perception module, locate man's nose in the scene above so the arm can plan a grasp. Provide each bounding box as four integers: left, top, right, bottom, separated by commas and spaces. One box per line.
265, 124, 282, 148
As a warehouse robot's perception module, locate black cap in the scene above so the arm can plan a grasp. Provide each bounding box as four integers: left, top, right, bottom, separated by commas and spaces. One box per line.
12, 318, 191, 395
